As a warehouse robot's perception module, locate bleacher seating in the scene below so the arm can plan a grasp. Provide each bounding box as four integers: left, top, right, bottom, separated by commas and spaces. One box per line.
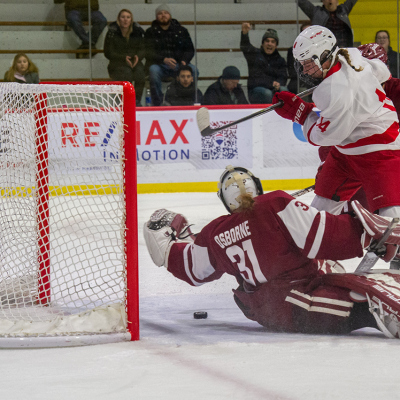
0, 0, 396, 102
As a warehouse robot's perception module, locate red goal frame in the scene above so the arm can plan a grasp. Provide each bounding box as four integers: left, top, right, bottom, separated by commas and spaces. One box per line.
36, 81, 139, 341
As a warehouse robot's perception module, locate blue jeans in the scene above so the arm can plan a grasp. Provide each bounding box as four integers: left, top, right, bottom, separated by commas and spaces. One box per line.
148, 63, 199, 106
66, 10, 107, 45
249, 86, 288, 104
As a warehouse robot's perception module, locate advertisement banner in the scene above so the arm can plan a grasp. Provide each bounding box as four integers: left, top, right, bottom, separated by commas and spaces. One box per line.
136, 108, 254, 170
261, 111, 319, 169
0, 106, 320, 190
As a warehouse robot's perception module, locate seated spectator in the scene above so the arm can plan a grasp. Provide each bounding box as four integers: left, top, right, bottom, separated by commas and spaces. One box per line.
287, 22, 311, 95
241, 24, 288, 104
163, 65, 203, 106
296, 0, 358, 48
375, 30, 399, 78
4, 53, 39, 84
203, 66, 248, 105
104, 9, 145, 106
145, 4, 198, 106
55, 0, 107, 52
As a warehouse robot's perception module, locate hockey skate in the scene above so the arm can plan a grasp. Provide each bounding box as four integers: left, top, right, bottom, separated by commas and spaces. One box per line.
143, 209, 195, 267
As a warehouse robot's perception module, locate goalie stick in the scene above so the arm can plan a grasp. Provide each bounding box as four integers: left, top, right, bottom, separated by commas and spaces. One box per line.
197, 86, 317, 137
355, 217, 400, 273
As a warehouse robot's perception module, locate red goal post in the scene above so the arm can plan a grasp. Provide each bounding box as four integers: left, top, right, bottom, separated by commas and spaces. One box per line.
0, 81, 138, 347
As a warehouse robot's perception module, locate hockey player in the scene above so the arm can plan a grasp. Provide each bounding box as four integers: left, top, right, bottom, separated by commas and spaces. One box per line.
272, 26, 400, 221
144, 165, 400, 338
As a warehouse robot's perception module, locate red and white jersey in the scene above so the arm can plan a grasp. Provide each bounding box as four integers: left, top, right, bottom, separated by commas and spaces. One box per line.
166, 191, 364, 288
303, 48, 400, 155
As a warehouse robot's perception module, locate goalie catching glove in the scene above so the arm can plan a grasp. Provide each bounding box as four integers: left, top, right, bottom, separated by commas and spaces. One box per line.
272, 91, 313, 125
143, 209, 195, 267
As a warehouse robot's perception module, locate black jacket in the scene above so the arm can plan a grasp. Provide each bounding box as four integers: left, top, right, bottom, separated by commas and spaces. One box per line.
164, 80, 203, 106
388, 46, 399, 79
104, 21, 145, 71
203, 78, 248, 105
144, 19, 194, 69
240, 33, 288, 92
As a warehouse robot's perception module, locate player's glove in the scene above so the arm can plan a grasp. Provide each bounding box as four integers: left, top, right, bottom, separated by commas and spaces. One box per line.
272, 91, 313, 125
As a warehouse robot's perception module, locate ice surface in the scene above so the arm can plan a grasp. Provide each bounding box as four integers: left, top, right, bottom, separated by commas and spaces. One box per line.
2, 191, 400, 400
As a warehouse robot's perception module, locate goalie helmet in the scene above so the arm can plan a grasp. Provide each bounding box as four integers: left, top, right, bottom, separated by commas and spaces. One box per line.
218, 165, 263, 213
293, 25, 338, 86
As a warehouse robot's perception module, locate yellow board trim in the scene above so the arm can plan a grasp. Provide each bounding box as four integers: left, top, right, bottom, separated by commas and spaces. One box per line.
137, 179, 315, 194
0, 180, 315, 196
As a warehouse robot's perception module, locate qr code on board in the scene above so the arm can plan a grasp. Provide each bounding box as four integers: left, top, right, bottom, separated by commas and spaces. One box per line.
201, 121, 238, 160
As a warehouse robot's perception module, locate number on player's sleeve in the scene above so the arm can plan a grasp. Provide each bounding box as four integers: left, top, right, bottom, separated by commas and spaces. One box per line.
316, 117, 331, 133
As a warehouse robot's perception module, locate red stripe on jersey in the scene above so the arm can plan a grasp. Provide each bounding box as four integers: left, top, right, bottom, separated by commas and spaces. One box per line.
337, 121, 399, 149
306, 122, 318, 146
303, 213, 321, 256
384, 103, 397, 112
325, 62, 342, 79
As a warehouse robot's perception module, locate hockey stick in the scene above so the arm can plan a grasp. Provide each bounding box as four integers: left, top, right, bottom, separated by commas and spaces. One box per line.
355, 217, 400, 273
197, 86, 317, 137
291, 184, 315, 198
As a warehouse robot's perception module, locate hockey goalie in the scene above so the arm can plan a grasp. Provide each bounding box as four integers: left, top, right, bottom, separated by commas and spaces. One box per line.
144, 166, 400, 339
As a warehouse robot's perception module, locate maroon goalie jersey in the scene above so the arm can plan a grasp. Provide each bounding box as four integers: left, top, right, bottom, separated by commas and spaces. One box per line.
167, 191, 364, 287
166, 191, 369, 333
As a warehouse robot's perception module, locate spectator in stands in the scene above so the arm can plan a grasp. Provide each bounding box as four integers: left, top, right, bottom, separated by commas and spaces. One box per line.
145, 4, 197, 106
4, 53, 39, 84
163, 65, 203, 106
241, 25, 288, 104
287, 21, 311, 95
104, 9, 145, 106
296, 0, 358, 47
375, 30, 399, 78
55, 0, 107, 52
203, 66, 248, 105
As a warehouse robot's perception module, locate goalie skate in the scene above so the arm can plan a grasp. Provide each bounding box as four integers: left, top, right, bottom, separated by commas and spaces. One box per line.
367, 293, 400, 339
144, 209, 194, 267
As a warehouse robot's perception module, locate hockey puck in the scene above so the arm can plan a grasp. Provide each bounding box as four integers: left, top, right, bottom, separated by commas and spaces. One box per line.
193, 311, 208, 319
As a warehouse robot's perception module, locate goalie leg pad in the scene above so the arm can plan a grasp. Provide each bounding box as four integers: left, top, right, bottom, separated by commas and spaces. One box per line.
322, 271, 400, 339
352, 200, 400, 246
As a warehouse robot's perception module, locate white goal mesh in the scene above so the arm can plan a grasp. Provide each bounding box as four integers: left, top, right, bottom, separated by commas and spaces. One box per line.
0, 82, 137, 346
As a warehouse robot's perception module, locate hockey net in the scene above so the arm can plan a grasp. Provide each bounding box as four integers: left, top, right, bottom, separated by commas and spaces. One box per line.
0, 82, 138, 347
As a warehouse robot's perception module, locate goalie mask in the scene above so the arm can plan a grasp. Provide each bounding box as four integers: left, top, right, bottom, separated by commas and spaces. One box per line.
293, 25, 338, 86
218, 165, 263, 213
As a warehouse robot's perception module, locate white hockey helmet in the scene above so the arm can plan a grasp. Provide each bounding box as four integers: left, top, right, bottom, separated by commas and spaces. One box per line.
217, 165, 263, 213
293, 25, 338, 85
